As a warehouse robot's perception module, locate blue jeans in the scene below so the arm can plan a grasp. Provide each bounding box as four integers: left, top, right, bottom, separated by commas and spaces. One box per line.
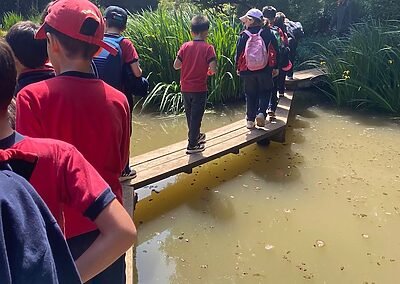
243, 72, 273, 121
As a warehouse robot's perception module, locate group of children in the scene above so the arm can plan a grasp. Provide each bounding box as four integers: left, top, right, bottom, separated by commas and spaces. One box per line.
175, 6, 301, 153
0, 1, 301, 282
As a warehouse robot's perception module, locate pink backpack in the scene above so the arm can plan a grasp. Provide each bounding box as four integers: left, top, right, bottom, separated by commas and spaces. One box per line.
243, 29, 268, 71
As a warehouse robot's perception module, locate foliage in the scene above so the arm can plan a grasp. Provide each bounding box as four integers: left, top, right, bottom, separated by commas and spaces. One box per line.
125, 4, 241, 114
1, 12, 23, 30
310, 21, 400, 114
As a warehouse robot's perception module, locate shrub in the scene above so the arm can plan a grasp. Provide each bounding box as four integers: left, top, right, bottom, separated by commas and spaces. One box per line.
312, 21, 400, 114
125, 4, 241, 114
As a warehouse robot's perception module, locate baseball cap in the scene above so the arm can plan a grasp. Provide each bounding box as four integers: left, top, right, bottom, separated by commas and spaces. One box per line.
35, 0, 117, 56
239, 8, 264, 22
104, 6, 128, 27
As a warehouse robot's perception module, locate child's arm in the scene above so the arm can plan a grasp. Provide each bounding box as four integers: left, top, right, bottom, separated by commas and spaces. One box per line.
75, 200, 136, 282
130, 62, 142, 77
62, 147, 136, 282
208, 60, 217, 76
173, 57, 182, 70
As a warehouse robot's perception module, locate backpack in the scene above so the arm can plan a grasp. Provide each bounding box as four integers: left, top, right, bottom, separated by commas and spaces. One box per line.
285, 21, 304, 40
243, 29, 269, 71
271, 26, 291, 69
93, 36, 124, 91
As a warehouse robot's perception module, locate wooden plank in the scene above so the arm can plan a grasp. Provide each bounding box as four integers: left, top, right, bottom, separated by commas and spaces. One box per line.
285, 68, 325, 89
125, 90, 293, 190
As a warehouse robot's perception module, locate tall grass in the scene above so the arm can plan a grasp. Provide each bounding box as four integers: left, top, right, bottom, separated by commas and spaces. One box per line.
1, 12, 23, 30
125, 5, 241, 114
311, 21, 400, 114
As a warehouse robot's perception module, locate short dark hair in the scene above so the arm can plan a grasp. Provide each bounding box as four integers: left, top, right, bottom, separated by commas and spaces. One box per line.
44, 24, 99, 60
191, 15, 210, 34
40, 1, 54, 24
104, 6, 128, 30
5, 21, 48, 69
275, 12, 286, 31
262, 6, 277, 20
0, 39, 16, 111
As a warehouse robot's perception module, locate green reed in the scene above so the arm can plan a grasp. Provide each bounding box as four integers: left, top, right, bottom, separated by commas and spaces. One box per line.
125, 5, 241, 114
311, 21, 400, 114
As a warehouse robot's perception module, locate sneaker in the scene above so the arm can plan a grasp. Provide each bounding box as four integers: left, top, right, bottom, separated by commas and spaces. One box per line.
268, 111, 276, 121
246, 120, 255, 129
198, 133, 206, 144
119, 167, 137, 182
186, 143, 205, 154
278, 92, 285, 98
286, 76, 294, 80
255, 113, 266, 127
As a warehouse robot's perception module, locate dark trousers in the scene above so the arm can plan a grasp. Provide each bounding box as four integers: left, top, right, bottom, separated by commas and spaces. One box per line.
182, 92, 207, 147
243, 73, 273, 121
67, 230, 126, 284
270, 69, 286, 112
287, 39, 298, 77
124, 93, 134, 172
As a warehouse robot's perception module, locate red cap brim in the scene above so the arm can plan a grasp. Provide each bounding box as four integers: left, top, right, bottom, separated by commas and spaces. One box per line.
35, 23, 117, 56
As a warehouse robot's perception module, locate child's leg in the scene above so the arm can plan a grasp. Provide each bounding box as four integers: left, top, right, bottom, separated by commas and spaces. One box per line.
243, 75, 258, 122
258, 72, 273, 117
182, 93, 193, 143
277, 69, 286, 95
269, 75, 278, 113
188, 92, 207, 146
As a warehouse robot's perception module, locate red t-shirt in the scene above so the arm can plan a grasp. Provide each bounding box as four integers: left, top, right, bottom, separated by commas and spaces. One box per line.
177, 40, 216, 93
0, 133, 115, 238
16, 72, 130, 237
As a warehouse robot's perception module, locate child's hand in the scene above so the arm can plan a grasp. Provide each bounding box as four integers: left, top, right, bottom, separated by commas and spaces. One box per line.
272, 69, 279, 78
207, 68, 215, 76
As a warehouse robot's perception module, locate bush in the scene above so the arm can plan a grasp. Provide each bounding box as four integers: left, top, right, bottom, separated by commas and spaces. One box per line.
125, 4, 241, 113
312, 21, 400, 114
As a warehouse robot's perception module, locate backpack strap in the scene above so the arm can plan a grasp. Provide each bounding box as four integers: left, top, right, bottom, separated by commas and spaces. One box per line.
243, 30, 252, 37
257, 28, 263, 36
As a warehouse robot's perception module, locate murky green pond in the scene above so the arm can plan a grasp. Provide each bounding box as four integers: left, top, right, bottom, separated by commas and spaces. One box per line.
131, 91, 400, 283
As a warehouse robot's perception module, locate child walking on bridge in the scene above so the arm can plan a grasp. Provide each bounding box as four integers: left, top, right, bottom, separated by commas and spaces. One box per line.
174, 15, 217, 154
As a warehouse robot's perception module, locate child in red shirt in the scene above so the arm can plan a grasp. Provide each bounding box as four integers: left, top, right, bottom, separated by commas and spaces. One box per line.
15, 0, 132, 282
173, 15, 217, 154
0, 38, 136, 282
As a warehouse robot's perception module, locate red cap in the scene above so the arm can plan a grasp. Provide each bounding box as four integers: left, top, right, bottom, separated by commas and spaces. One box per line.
36, 0, 117, 56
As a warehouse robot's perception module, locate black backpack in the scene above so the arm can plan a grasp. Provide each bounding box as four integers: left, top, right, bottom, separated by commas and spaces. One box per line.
286, 21, 304, 40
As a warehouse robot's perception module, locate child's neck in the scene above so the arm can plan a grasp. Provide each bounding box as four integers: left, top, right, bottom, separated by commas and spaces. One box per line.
56, 58, 92, 75
0, 116, 14, 141
105, 27, 122, 35
193, 35, 206, 41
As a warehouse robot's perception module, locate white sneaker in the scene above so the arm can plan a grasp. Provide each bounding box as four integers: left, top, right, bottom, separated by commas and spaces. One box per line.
246, 120, 255, 129
286, 76, 294, 80
255, 113, 266, 127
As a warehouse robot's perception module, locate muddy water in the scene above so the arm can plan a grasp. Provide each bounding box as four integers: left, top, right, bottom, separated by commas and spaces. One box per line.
131, 93, 400, 283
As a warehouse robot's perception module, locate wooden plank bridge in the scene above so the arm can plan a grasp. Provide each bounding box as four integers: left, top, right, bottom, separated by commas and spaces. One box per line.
122, 67, 324, 283
122, 68, 324, 197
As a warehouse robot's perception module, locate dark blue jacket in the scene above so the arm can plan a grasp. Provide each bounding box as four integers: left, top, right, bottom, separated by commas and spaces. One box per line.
0, 158, 81, 283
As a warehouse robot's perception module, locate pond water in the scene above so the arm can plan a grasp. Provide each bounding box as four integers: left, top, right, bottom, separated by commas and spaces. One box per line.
130, 91, 400, 283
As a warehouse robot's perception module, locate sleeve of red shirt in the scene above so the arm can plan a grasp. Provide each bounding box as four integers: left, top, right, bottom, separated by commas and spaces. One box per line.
177, 44, 185, 62
120, 38, 139, 64
61, 146, 116, 221
207, 44, 217, 64
15, 89, 44, 137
